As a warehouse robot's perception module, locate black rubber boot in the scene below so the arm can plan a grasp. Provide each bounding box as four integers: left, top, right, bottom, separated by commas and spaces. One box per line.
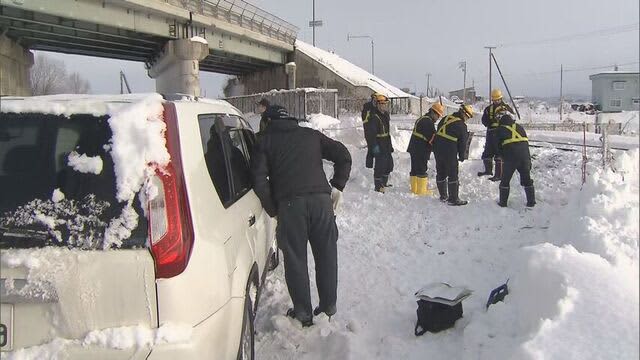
287, 308, 313, 327
382, 175, 392, 187
447, 181, 468, 206
436, 180, 448, 202
525, 185, 536, 207
374, 177, 385, 193
498, 186, 509, 207
313, 305, 337, 321
489, 158, 503, 182
477, 158, 493, 176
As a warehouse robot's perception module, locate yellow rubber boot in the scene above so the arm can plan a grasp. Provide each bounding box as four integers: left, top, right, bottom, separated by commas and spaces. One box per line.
410, 176, 418, 194
416, 176, 433, 196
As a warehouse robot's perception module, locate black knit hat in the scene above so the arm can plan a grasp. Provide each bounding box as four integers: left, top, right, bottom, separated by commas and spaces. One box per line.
264, 105, 293, 120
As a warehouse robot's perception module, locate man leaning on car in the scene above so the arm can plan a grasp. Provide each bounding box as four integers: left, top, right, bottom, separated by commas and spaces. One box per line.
251, 105, 352, 327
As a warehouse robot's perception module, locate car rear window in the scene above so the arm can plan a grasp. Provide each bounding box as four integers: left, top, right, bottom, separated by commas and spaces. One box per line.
0, 112, 147, 249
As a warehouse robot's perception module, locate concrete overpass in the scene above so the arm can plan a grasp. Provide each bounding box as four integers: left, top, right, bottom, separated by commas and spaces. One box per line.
0, 0, 298, 95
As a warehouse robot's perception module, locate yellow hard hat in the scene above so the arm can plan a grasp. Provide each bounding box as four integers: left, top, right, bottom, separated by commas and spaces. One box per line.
430, 103, 445, 117
374, 94, 389, 104
461, 104, 474, 118
491, 89, 503, 101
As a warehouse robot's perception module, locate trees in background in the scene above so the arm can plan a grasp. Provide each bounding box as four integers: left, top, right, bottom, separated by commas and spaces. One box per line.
30, 54, 91, 95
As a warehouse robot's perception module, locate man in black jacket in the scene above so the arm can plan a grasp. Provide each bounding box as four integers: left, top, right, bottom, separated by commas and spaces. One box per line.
257, 98, 270, 132
433, 104, 473, 206
407, 103, 445, 195
251, 105, 352, 327
364, 94, 394, 192
495, 113, 536, 207
361, 94, 377, 169
478, 89, 514, 181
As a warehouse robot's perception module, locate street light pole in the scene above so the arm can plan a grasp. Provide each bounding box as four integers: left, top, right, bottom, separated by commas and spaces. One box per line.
348, 34, 375, 75
485, 46, 496, 100
425, 73, 431, 97
312, 0, 315, 46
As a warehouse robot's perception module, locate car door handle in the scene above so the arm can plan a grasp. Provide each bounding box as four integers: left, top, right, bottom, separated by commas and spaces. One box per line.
248, 214, 256, 226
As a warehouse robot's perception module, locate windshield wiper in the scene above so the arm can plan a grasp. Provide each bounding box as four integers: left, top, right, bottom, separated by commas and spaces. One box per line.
0, 226, 56, 248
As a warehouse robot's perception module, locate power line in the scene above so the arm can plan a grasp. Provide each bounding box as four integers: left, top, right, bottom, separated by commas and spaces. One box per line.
498, 23, 639, 48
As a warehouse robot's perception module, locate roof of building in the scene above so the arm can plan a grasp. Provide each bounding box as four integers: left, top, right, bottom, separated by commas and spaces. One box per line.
589, 71, 640, 79
295, 40, 414, 99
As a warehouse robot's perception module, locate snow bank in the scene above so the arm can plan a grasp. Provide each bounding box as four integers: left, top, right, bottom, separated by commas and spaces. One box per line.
306, 113, 340, 130
4, 323, 192, 360
295, 40, 413, 98
254, 120, 639, 359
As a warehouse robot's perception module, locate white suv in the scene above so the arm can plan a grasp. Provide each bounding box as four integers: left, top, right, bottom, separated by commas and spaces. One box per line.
0, 94, 277, 359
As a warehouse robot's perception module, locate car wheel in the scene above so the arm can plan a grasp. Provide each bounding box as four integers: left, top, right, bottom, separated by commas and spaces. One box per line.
237, 292, 255, 360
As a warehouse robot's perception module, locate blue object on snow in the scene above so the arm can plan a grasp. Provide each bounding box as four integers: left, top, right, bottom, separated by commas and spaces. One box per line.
486, 280, 509, 309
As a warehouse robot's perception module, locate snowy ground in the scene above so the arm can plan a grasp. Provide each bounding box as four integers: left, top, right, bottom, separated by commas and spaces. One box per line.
253, 115, 639, 359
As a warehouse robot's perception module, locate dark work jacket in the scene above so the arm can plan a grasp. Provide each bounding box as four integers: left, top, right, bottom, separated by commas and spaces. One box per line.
433, 111, 469, 161
259, 113, 269, 132
481, 101, 514, 129
495, 116, 531, 163
251, 119, 352, 217
361, 100, 375, 124
407, 110, 438, 157
364, 108, 394, 154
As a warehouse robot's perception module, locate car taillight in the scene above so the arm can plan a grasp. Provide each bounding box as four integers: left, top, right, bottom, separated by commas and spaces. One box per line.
148, 103, 194, 279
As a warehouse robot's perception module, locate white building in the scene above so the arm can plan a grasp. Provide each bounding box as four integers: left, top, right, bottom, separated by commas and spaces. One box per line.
589, 71, 640, 112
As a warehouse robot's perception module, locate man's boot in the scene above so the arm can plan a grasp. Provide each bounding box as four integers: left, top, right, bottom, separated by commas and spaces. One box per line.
374, 177, 385, 193
477, 158, 493, 176
436, 180, 448, 202
525, 185, 536, 207
489, 158, 503, 182
410, 176, 417, 194
498, 186, 509, 207
447, 181, 468, 206
382, 175, 392, 187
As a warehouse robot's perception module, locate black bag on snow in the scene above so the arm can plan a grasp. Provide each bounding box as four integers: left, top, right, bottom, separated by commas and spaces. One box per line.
414, 299, 463, 336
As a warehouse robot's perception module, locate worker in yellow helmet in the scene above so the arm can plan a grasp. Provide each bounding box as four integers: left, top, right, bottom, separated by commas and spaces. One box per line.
364, 93, 394, 192
406, 103, 445, 195
433, 104, 474, 206
478, 89, 514, 181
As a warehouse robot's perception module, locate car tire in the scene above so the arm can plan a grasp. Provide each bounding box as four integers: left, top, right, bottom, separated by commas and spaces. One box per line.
237, 291, 255, 360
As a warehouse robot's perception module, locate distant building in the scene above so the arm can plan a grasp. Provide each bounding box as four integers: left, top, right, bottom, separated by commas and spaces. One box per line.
448, 87, 477, 104
589, 71, 640, 112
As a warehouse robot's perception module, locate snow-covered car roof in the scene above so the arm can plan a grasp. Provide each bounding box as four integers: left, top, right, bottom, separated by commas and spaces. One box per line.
0, 93, 241, 118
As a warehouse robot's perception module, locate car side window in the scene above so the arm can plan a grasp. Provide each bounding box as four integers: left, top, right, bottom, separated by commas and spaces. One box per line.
198, 114, 254, 208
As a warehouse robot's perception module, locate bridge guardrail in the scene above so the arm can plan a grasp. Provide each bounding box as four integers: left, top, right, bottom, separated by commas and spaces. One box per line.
225, 88, 338, 120
167, 0, 299, 44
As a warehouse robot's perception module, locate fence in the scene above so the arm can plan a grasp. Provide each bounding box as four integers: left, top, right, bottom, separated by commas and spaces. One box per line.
338, 97, 414, 115
164, 0, 299, 44
225, 89, 338, 119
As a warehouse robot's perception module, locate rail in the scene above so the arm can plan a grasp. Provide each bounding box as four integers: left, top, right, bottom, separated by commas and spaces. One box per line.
164, 0, 299, 44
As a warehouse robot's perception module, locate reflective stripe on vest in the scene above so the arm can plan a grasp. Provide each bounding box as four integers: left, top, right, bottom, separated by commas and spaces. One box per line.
411, 117, 429, 142
374, 114, 389, 138
363, 110, 370, 124
501, 124, 528, 145
436, 115, 461, 142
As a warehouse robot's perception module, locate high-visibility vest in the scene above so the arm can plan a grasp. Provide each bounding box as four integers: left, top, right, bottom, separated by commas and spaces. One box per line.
436, 115, 462, 142
363, 110, 371, 124
501, 124, 528, 145
411, 116, 429, 142
489, 103, 510, 127
374, 114, 390, 138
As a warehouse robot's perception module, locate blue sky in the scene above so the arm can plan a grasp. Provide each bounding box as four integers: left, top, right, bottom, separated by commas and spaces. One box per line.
41, 0, 639, 98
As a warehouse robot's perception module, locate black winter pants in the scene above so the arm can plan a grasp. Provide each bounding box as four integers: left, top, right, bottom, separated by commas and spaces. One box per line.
499, 157, 533, 188
409, 151, 430, 177
276, 193, 338, 320
481, 128, 498, 160
374, 152, 394, 188
434, 150, 459, 183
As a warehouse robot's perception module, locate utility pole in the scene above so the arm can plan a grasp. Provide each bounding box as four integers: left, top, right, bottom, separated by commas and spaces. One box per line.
459, 61, 467, 103
485, 46, 496, 101
347, 34, 375, 75
560, 64, 564, 122
309, 0, 322, 46
425, 73, 431, 97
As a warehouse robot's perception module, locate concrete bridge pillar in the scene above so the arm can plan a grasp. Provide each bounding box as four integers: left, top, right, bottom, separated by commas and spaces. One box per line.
0, 34, 33, 96
148, 38, 209, 96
